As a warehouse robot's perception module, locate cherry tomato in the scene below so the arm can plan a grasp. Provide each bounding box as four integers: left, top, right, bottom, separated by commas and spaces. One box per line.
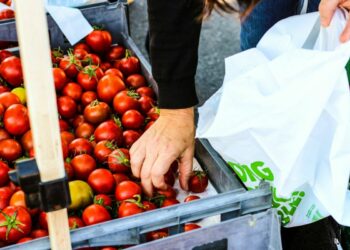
108, 148, 130, 173
126, 74, 146, 88
68, 216, 85, 229
94, 119, 123, 146
38, 211, 48, 230
113, 173, 129, 186
147, 107, 160, 121
184, 223, 201, 232
100, 62, 111, 72
146, 231, 168, 242
0, 56, 23, 87
0, 128, 10, 141
97, 74, 126, 103
142, 201, 157, 211
52, 68, 67, 91
72, 115, 85, 128
122, 130, 141, 148
0, 187, 13, 209
145, 121, 154, 131
4, 104, 30, 136
77, 65, 104, 91
30, 229, 48, 239
0, 161, 9, 187
161, 199, 180, 208
71, 154, 96, 180
0, 92, 21, 109
83, 100, 111, 124
94, 194, 113, 208
118, 199, 144, 218
57, 96, 77, 119
189, 171, 208, 193
75, 122, 95, 139
136, 86, 155, 98
121, 110, 144, 130
115, 181, 141, 201
69, 138, 93, 156
94, 140, 117, 163
59, 54, 82, 79
106, 45, 125, 62
157, 186, 177, 199
21, 130, 33, 152
116, 50, 140, 76
82, 204, 111, 226
81, 91, 97, 106
0, 9, 14, 20
51, 48, 64, 65
73, 48, 88, 60
113, 90, 140, 115
62, 82, 83, 102
0, 85, 10, 94
86, 30, 112, 54
138, 96, 155, 114
88, 169, 115, 194
59, 119, 70, 132
164, 170, 176, 187
74, 43, 91, 53
17, 237, 33, 243
105, 68, 123, 79
64, 161, 75, 181
184, 195, 200, 202
61, 131, 75, 145
0, 139, 22, 162
82, 53, 101, 67
0, 50, 13, 63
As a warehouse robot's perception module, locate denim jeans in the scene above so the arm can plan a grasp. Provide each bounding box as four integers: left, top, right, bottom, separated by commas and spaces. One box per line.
240, 0, 320, 50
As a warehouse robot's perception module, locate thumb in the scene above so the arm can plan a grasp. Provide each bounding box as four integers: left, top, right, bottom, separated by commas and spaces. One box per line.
179, 145, 194, 191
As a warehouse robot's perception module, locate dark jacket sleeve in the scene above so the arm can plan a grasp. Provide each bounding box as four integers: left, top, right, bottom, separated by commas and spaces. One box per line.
147, 0, 203, 109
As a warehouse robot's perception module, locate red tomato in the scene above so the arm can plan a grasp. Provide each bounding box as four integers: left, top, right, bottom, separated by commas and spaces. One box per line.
0, 139, 22, 162
0, 128, 10, 141
94, 194, 112, 208
121, 110, 144, 130
100, 62, 111, 72
189, 171, 208, 193
0, 9, 14, 20
100, 247, 118, 250
136, 86, 155, 98
30, 229, 48, 239
118, 200, 144, 218
61, 131, 75, 145
64, 161, 75, 181
17, 237, 33, 243
0, 85, 10, 94
52, 68, 67, 91
115, 181, 141, 201
61, 139, 69, 159
94, 140, 117, 163
68, 216, 85, 229
59, 54, 82, 79
81, 91, 97, 106
59, 119, 70, 132
144, 121, 154, 131
147, 107, 160, 121
82, 204, 111, 226
116, 50, 140, 76
57, 96, 77, 119
94, 119, 123, 146
51, 48, 64, 65
73, 48, 88, 60
39, 211, 48, 230
74, 43, 91, 53
62, 82, 83, 102
82, 53, 101, 67
72, 115, 85, 128
113, 90, 140, 115
146, 231, 168, 242
184, 195, 200, 203
164, 170, 175, 187
184, 223, 201, 232
71, 154, 96, 180
157, 186, 177, 199
122, 130, 141, 148
108, 148, 130, 173
97, 74, 126, 103
75, 122, 95, 139
83, 100, 110, 124
77, 65, 104, 91
69, 138, 93, 156
106, 45, 125, 62
161, 199, 180, 208
0, 206, 31, 243
0, 56, 22, 87
0, 92, 21, 109
4, 104, 30, 136
170, 161, 179, 174
126, 74, 146, 88
138, 96, 155, 114
0, 103, 4, 117
21, 130, 33, 152
0, 187, 13, 209
142, 201, 157, 211
0, 161, 9, 187
113, 173, 129, 186
0, 50, 13, 63
88, 169, 115, 194
104, 68, 123, 79
86, 30, 112, 54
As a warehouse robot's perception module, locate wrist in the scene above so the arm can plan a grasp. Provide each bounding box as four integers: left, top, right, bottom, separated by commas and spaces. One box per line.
159, 107, 195, 120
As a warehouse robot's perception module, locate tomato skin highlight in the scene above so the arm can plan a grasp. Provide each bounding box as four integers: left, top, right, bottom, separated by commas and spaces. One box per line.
88, 169, 115, 194
4, 104, 30, 136
115, 181, 141, 201
0, 139, 22, 162
0, 56, 23, 87
82, 204, 111, 226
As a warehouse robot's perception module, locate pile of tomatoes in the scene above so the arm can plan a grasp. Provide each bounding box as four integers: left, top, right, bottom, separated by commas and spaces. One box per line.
0, 0, 14, 21
0, 28, 209, 249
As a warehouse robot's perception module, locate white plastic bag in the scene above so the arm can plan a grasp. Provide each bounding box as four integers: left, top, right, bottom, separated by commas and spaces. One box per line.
197, 9, 350, 227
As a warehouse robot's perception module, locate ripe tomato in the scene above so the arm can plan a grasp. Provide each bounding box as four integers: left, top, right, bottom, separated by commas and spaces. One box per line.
52, 68, 67, 91
72, 115, 85, 128
0, 161, 9, 187
82, 204, 111, 226
94, 194, 112, 208
122, 130, 141, 148
0, 206, 31, 243
94, 140, 117, 163
147, 107, 160, 121
64, 161, 75, 181
82, 53, 101, 66
83, 100, 110, 124
69, 138, 93, 156
4, 104, 30, 136
184, 224, 201, 232
170, 161, 179, 174
77, 65, 104, 91
75, 122, 95, 139
0, 9, 14, 20
59, 54, 82, 79
138, 96, 155, 114
0, 187, 12, 209
73, 48, 88, 60
113, 173, 129, 186
57, 96, 77, 119
97, 74, 126, 103
0, 85, 10, 94
184, 195, 200, 202
115, 181, 141, 201
0, 128, 10, 141
118, 199, 144, 218
59, 119, 70, 132
126, 74, 146, 88
81, 91, 97, 107
38, 211, 48, 230
74, 43, 91, 53
0, 50, 13, 63
61, 131, 75, 145
113, 90, 140, 115
0, 56, 23, 87
51, 48, 64, 65
189, 171, 208, 193
9, 190, 26, 208
108, 148, 130, 173
0, 103, 4, 117
161, 199, 180, 208
30, 229, 48, 239
100, 247, 118, 250
17, 237, 32, 243
157, 186, 177, 199
136, 86, 155, 98
105, 68, 123, 79
107, 45, 125, 62
116, 50, 140, 76
61, 139, 69, 159
88, 169, 115, 194
0, 92, 21, 109
71, 154, 96, 180
121, 110, 144, 130
164, 170, 175, 187
94, 119, 123, 146
62, 82, 83, 102
142, 201, 157, 211
100, 62, 111, 72
21, 130, 33, 152
145, 121, 155, 130
68, 216, 85, 229
86, 30, 112, 54
146, 231, 168, 241
0, 139, 22, 162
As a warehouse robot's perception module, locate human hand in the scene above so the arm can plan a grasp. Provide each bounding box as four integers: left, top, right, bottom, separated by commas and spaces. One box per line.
319, 0, 350, 42
130, 107, 195, 197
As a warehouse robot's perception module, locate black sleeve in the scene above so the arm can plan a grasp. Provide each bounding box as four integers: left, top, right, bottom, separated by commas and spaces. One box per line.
147, 0, 204, 109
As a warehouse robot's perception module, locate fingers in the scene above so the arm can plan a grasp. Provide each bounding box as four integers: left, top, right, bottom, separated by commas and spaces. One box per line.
319, 0, 339, 27
130, 139, 146, 178
340, 16, 350, 42
151, 152, 175, 191
179, 145, 194, 191
140, 147, 158, 197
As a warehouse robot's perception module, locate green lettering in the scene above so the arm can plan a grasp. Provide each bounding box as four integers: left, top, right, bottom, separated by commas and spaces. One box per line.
251, 161, 274, 181
228, 162, 247, 182
242, 164, 257, 182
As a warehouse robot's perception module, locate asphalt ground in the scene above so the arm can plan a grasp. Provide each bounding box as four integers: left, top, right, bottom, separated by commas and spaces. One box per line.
129, 0, 241, 106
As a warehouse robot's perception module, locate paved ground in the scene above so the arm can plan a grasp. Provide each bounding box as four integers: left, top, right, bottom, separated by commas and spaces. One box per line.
129, 0, 241, 106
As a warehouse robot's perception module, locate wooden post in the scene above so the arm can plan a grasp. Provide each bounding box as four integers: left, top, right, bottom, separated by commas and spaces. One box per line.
14, 0, 72, 249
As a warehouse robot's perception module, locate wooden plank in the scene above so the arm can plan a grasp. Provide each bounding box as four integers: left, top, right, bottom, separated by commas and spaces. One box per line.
13, 0, 72, 249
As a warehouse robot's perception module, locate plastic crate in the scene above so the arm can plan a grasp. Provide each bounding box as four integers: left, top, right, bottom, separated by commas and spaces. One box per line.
0, 2, 278, 249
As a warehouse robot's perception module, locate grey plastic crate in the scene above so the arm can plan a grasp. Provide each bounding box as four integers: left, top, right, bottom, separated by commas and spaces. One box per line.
0, 2, 278, 249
